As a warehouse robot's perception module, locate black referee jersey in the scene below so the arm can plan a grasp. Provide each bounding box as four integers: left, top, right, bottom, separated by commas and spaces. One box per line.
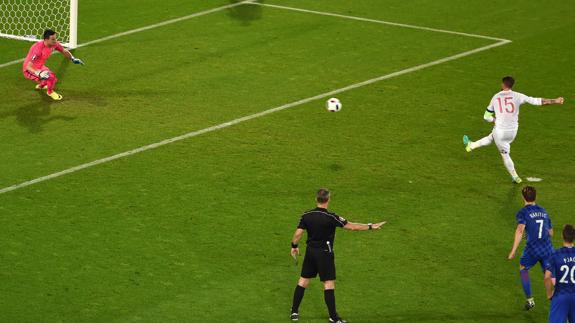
297, 207, 348, 281
297, 207, 348, 249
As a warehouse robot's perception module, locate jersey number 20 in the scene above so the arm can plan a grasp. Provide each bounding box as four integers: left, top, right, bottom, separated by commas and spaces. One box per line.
559, 265, 575, 284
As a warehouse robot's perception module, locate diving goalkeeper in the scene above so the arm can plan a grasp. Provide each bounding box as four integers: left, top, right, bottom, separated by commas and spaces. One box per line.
22, 29, 84, 101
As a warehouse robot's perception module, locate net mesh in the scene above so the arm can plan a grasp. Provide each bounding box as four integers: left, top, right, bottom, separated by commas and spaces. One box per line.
0, 0, 71, 45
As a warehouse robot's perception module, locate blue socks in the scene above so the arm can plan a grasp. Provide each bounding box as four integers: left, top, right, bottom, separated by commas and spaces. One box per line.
520, 269, 532, 298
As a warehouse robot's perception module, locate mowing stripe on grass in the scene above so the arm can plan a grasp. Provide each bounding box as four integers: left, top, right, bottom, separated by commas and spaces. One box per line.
0, 40, 510, 195
250, 2, 511, 43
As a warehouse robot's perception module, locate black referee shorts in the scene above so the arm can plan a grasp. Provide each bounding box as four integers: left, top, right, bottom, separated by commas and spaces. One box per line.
301, 246, 336, 281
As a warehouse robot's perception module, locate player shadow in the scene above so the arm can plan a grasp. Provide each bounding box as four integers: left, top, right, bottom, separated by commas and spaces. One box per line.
0, 58, 76, 133
0, 96, 75, 133
227, 0, 264, 25
499, 185, 521, 226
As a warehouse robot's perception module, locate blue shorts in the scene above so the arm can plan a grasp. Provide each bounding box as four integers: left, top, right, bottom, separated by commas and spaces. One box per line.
520, 251, 551, 272
549, 294, 575, 323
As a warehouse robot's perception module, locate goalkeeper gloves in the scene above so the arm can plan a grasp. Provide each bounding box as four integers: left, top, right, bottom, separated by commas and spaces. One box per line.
71, 56, 85, 65
35, 70, 50, 80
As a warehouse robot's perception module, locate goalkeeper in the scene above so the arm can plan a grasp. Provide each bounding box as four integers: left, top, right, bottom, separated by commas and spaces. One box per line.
22, 29, 84, 101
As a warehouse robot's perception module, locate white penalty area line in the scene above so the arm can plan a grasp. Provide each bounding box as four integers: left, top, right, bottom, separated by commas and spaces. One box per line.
249, 2, 511, 43
0, 40, 510, 195
0, 0, 256, 69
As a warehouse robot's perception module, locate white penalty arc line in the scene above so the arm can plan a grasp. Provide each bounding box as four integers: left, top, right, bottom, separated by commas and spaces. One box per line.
0, 40, 510, 195
0, 0, 256, 69
249, 2, 511, 43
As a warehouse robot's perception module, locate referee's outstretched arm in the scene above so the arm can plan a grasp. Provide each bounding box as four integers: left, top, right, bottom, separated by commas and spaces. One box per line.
344, 221, 386, 231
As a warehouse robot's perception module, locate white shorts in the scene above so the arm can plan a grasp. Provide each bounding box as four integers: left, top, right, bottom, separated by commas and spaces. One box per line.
492, 128, 517, 154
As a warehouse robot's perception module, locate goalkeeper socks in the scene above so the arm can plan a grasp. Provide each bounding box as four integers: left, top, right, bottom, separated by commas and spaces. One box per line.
501, 153, 518, 178
291, 285, 305, 313
470, 135, 493, 149
520, 269, 532, 298
46, 74, 58, 94
324, 289, 338, 320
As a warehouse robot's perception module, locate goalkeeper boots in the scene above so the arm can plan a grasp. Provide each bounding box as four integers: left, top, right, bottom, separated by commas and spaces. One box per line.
47, 91, 63, 101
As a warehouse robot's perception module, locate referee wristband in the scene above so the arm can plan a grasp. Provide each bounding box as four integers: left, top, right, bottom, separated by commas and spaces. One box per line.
291, 243, 298, 248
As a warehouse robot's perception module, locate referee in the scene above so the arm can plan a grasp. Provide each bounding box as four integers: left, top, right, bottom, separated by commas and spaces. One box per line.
289, 188, 386, 322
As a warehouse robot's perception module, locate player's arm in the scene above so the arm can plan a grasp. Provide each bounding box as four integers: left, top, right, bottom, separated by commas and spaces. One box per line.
26, 61, 50, 80
521, 93, 564, 106
291, 228, 304, 257
57, 44, 84, 65
484, 104, 495, 123
541, 97, 564, 105
343, 221, 386, 231
544, 270, 554, 299
508, 224, 525, 259
549, 228, 554, 237
26, 61, 41, 75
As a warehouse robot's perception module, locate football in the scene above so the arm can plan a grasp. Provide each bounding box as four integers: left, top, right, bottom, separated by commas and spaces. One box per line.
326, 98, 342, 112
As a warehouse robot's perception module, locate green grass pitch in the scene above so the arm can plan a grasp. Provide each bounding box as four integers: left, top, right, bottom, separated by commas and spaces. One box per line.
0, 0, 574, 321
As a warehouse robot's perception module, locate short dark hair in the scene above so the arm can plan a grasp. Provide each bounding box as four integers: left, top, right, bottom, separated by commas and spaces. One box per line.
563, 224, 575, 243
502, 76, 515, 89
522, 186, 536, 202
316, 188, 330, 204
43, 29, 56, 40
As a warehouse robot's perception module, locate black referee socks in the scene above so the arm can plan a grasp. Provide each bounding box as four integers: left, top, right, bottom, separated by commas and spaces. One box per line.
291, 285, 306, 313
324, 289, 338, 320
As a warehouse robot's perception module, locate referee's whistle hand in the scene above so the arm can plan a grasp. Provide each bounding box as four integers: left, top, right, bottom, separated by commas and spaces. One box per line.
291, 248, 300, 257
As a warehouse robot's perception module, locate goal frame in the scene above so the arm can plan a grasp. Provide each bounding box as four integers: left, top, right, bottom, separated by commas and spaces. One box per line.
0, 0, 78, 48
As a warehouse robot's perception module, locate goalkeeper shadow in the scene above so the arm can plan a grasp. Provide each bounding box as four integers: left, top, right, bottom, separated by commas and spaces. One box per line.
227, 0, 265, 25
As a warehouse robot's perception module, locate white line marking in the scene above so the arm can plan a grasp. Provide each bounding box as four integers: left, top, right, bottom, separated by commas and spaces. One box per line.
0, 0, 255, 69
0, 40, 510, 195
0, 57, 24, 69
78, 0, 257, 48
249, 2, 511, 43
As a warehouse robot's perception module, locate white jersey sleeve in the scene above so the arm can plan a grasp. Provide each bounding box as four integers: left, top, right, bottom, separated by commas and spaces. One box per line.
517, 92, 542, 106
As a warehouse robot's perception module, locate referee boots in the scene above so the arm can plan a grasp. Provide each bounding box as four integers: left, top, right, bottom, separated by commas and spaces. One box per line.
329, 317, 348, 323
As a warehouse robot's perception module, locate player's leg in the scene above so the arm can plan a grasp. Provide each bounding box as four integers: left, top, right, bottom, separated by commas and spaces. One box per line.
318, 251, 346, 323
291, 250, 317, 320
464, 131, 494, 152
37, 66, 62, 101
549, 295, 569, 323
41, 67, 63, 100
494, 129, 520, 182
519, 253, 537, 310
23, 70, 43, 87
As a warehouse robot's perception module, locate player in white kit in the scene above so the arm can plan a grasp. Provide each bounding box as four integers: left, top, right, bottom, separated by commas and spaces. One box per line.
463, 76, 564, 183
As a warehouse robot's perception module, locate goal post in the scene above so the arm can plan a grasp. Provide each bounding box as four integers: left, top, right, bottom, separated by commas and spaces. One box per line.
0, 0, 78, 48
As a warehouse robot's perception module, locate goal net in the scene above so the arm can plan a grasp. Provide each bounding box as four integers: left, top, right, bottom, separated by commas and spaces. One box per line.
0, 0, 78, 48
